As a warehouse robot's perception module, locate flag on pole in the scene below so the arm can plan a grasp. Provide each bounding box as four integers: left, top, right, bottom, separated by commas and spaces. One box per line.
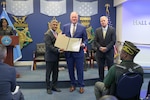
105, 4, 118, 58
114, 45, 119, 59
105, 4, 113, 27
0, 8, 22, 63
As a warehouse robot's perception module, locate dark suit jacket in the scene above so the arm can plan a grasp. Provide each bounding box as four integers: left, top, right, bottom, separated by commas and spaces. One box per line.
0, 26, 14, 36
94, 26, 116, 58
62, 23, 87, 58
0, 62, 16, 100
44, 30, 59, 61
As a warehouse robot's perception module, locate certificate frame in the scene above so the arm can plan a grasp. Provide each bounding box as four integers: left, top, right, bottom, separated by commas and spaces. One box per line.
54, 34, 82, 52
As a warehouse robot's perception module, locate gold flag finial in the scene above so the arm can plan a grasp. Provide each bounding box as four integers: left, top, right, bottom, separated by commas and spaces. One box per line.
105, 3, 110, 15
48, 17, 62, 33
52, 16, 56, 20
1, 1, 6, 9
49, 16, 58, 23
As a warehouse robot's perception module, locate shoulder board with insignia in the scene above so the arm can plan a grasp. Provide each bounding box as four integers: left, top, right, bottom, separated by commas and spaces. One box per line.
133, 65, 141, 69
116, 65, 127, 69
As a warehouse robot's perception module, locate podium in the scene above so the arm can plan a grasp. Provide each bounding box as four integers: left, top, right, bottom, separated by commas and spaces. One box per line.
0, 36, 20, 78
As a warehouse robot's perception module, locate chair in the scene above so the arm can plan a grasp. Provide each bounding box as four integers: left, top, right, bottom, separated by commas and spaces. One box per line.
90, 50, 96, 68
32, 43, 66, 70
115, 72, 143, 100
59, 52, 66, 64
84, 49, 92, 69
32, 43, 45, 70
145, 80, 150, 99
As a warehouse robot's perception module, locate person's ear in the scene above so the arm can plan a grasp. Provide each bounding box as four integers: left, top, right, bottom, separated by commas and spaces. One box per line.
123, 52, 128, 59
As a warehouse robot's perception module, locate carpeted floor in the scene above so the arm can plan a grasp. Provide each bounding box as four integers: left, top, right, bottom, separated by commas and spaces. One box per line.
15, 65, 150, 100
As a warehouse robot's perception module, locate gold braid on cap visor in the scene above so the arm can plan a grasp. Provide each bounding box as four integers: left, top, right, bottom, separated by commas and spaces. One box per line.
122, 45, 135, 55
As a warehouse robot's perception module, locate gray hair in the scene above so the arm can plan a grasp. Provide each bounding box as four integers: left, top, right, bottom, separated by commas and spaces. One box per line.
0, 45, 7, 62
100, 16, 108, 21
99, 95, 118, 100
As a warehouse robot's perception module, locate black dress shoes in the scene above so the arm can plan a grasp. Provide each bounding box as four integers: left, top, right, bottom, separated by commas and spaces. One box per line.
52, 87, 61, 92
47, 89, 52, 94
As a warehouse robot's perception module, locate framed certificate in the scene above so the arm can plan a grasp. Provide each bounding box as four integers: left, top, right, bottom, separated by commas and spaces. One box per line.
54, 34, 82, 52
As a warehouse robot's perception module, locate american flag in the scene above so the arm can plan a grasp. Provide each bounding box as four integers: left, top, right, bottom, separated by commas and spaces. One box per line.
105, 4, 118, 58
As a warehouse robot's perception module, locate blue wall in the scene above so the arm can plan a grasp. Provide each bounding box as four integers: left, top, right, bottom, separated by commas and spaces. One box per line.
0, 0, 116, 61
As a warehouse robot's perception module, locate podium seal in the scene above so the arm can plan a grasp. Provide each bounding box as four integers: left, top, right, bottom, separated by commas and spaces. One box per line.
1, 36, 12, 46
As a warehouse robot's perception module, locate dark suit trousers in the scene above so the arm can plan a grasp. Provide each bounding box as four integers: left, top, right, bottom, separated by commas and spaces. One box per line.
66, 54, 84, 87
12, 89, 25, 100
46, 61, 59, 89
96, 53, 114, 81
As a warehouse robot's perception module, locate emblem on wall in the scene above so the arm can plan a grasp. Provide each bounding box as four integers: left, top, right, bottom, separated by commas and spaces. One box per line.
80, 16, 95, 50
1, 35, 12, 46
48, 17, 62, 34
12, 16, 33, 49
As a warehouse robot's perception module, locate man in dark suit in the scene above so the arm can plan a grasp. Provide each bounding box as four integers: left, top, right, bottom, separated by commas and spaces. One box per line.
94, 16, 116, 81
62, 12, 88, 94
44, 18, 64, 94
0, 44, 24, 100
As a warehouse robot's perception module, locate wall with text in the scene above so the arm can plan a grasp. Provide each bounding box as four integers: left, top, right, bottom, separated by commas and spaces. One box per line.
116, 0, 150, 67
